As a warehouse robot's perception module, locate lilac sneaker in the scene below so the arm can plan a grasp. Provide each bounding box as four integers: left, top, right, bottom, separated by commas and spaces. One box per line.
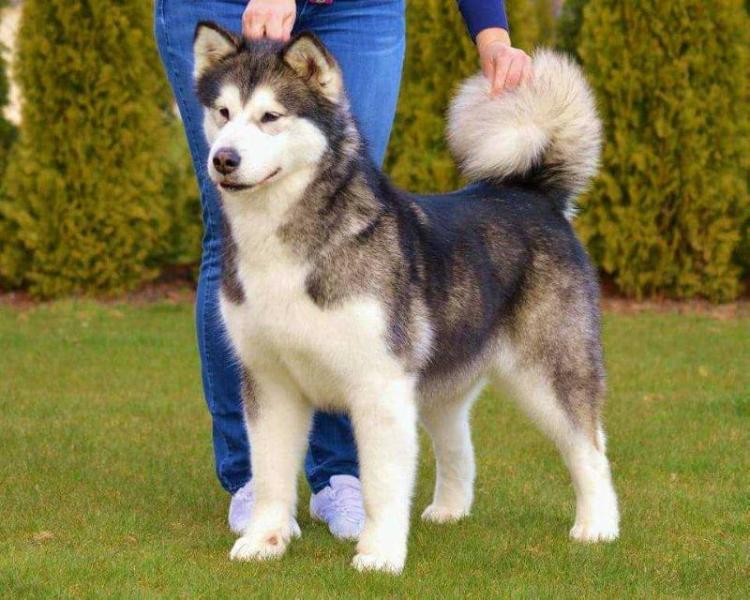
310, 475, 365, 541
228, 480, 255, 534
228, 480, 301, 537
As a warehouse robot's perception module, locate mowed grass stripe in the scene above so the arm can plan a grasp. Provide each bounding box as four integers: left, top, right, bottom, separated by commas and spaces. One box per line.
0, 301, 747, 598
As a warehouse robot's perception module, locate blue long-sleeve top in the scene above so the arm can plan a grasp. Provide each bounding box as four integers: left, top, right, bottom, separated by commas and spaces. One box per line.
311, 1, 508, 42
457, 0, 509, 41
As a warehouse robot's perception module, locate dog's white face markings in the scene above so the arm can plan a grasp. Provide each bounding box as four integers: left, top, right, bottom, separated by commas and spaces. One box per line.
205, 83, 328, 193
202, 83, 241, 146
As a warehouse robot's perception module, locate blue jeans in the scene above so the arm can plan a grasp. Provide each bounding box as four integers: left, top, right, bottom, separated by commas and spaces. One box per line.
154, 0, 405, 494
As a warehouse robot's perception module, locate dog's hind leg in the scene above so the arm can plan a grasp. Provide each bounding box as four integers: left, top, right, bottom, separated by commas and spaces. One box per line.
494, 351, 619, 543
419, 381, 484, 523
562, 420, 619, 542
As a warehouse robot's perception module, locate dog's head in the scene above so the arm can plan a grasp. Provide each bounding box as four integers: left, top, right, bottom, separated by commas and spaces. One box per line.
193, 22, 347, 195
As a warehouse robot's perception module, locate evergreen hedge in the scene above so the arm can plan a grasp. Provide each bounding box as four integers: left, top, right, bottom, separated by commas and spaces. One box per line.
387, 0, 554, 193
4, 1, 745, 301
0, 1, 198, 298
556, 0, 588, 62
575, 0, 749, 301
0, 0, 16, 175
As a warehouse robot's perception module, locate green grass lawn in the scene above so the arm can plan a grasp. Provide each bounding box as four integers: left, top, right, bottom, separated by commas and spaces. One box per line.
1, 300, 748, 599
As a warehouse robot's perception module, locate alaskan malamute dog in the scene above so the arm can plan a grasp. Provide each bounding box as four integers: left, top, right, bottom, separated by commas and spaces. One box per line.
193, 22, 619, 574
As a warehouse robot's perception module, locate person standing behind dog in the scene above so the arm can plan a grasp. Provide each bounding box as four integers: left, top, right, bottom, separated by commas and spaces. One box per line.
154, 0, 531, 540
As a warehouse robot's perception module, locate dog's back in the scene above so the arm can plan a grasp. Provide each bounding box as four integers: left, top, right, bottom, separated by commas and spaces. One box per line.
339, 49, 605, 418
404, 182, 600, 396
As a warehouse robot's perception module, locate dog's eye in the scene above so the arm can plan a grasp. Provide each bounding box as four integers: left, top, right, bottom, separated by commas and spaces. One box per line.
219, 107, 230, 120
261, 112, 282, 124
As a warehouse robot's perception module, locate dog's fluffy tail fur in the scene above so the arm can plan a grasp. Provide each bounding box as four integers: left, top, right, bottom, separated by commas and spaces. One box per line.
447, 49, 601, 216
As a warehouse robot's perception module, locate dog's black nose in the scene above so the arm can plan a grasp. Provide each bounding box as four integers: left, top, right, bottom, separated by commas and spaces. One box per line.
213, 148, 241, 175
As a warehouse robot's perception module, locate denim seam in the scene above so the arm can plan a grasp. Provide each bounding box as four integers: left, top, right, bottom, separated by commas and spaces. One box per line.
297, 1, 309, 23
308, 439, 322, 491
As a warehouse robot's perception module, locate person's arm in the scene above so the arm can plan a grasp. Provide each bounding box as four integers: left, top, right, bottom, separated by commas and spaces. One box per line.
457, 0, 533, 95
242, 0, 530, 95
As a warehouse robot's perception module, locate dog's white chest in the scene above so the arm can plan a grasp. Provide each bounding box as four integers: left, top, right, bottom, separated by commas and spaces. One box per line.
220, 234, 399, 409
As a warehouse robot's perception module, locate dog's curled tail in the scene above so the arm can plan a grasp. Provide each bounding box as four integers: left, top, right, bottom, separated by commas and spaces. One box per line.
447, 49, 601, 217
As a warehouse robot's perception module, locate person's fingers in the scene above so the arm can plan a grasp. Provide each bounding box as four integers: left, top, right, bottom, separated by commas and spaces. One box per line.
520, 60, 533, 86
264, 13, 284, 40
243, 6, 267, 40
281, 13, 294, 41
243, 1, 296, 40
247, 17, 266, 40
492, 53, 512, 95
242, 8, 253, 38
505, 57, 524, 90
481, 55, 494, 83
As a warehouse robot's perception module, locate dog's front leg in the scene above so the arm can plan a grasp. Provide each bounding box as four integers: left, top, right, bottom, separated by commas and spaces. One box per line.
230, 373, 312, 562
349, 377, 418, 574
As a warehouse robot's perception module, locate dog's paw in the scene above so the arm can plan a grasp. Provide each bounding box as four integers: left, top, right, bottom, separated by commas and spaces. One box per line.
351, 552, 404, 575
569, 517, 619, 543
229, 529, 291, 562
570, 495, 619, 543
420, 503, 470, 524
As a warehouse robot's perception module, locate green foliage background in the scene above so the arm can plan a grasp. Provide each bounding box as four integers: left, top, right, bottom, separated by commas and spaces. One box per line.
556, 0, 587, 61
0, 0, 17, 175
574, 0, 749, 301
0, 1, 198, 298
386, 0, 554, 193
0, 1, 747, 301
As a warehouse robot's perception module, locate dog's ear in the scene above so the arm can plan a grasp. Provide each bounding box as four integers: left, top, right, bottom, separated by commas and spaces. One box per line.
193, 21, 241, 78
281, 33, 343, 102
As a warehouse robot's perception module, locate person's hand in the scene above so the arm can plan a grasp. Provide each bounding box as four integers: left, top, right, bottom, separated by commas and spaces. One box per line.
242, 0, 296, 41
476, 28, 533, 96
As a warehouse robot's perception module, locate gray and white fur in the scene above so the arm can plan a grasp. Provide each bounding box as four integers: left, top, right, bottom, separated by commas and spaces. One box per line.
192, 22, 619, 574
